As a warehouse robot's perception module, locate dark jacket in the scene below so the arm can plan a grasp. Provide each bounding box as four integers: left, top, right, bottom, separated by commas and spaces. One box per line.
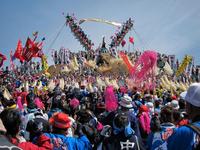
102, 131, 140, 150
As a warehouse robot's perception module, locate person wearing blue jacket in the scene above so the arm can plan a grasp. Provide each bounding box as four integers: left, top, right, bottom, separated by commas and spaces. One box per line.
43, 112, 92, 150
167, 83, 200, 150
147, 106, 176, 150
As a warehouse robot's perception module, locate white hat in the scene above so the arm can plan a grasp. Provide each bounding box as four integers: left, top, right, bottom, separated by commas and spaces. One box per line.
171, 100, 179, 110
146, 102, 154, 108
61, 93, 66, 96
144, 94, 151, 98
180, 91, 187, 100
146, 102, 154, 113
119, 94, 133, 108
165, 102, 171, 106
185, 83, 200, 107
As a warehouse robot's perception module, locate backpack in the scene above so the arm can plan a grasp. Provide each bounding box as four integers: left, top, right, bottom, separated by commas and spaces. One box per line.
186, 124, 200, 150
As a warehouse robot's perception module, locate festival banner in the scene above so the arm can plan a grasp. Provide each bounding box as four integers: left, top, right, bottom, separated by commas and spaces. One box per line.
10, 50, 15, 70
22, 37, 40, 62
168, 55, 175, 69
41, 55, 49, 72
14, 40, 24, 62
176, 55, 192, 77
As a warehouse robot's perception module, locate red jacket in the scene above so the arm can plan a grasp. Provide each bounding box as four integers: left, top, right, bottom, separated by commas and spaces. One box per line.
20, 91, 28, 105
11, 134, 52, 150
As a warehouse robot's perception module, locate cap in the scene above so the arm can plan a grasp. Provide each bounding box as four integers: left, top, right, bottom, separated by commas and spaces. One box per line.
184, 83, 200, 107
171, 100, 179, 110
49, 112, 71, 129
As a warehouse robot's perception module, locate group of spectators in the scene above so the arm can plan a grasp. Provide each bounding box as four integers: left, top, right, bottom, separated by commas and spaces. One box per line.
0, 49, 200, 150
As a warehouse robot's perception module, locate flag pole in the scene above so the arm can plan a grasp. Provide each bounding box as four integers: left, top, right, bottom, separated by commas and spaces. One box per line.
33, 31, 38, 42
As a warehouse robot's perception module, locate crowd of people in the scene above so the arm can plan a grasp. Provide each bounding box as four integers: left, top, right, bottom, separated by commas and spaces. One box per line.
0, 48, 200, 150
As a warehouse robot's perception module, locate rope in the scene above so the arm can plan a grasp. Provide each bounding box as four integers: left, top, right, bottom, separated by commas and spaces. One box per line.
45, 22, 66, 68
31, 22, 66, 65
133, 28, 149, 51
47, 23, 66, 51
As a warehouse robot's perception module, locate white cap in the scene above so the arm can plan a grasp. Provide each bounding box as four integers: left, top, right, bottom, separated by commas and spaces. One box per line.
185, 83, 200, 107
61, 93, 66, 96
171, 100, 179, 110
146, 102, 154, 108
180, 91, 187, 100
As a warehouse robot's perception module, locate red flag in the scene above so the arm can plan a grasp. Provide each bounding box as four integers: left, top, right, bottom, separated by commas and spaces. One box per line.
32, 49, 43, 58
14, 40, 25, 62
25, 37, 35, 49
0, 52, 7, 67
23, 37, 40, 61
37, 42, 43, 50
121, 40, 126, 47
129, 36, 134, 44
32, 38, 45, 58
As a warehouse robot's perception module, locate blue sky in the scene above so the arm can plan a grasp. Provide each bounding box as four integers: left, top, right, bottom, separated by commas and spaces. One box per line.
0, 0, 200, 66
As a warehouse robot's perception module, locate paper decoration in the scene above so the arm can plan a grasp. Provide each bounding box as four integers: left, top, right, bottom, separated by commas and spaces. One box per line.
176, 55, 192, 77
59, 78, 65, 90
119, 51, 133, 72
104, 86, 118, 111
163, 62, 173, 75
48, 79, 56, 92
129, 50, 157, 89
3, 88, 12, 100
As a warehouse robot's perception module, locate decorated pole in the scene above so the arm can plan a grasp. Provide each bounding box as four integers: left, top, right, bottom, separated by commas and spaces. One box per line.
109, 18, 133, 50
66, 14, 94, 51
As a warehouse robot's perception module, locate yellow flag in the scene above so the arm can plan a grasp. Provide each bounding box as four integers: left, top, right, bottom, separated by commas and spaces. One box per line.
41, 55, 49, 72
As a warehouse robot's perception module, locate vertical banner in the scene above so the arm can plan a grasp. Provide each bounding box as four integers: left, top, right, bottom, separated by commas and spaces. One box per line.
168, 55, 175, 70
176, 55, 192, 77
10, 50, 15, 70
